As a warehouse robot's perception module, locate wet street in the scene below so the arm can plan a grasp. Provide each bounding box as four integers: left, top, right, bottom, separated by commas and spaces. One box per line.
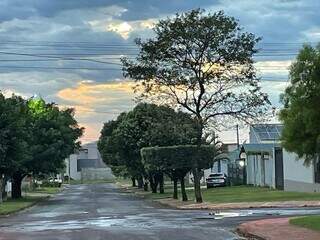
1, 184, 320, 240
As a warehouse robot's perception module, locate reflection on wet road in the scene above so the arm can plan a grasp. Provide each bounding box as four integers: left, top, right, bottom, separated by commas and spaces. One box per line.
1, 184, 320, 240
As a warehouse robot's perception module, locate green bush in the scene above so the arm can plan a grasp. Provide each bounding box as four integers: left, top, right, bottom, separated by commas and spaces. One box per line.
141, 145, 216, 170
41, 181, 61, 188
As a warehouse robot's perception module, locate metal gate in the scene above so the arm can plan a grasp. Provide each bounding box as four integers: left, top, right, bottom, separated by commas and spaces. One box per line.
274, 148, 284, 190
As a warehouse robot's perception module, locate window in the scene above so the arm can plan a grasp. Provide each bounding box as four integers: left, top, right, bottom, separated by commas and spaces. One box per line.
80, 149, 88, 153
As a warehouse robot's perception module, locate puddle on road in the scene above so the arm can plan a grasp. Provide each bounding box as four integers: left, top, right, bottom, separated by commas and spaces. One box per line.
30, 211, 89, 218
203, 208, 320, 220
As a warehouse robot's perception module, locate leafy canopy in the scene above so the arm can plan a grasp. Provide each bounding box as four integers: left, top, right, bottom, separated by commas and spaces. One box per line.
141, 145, 217, 171
122, 9, 270, 126
280, 44, 320, 163
0, 94, 30, 174
0, 94, 83, 176
98, 103, 198, 178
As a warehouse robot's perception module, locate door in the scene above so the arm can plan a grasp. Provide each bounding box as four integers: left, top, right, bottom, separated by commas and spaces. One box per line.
274, 148, 284, 190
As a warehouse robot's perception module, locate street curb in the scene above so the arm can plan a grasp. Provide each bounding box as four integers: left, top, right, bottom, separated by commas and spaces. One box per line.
0, 195, 50, 218
236, 225, 266, 240
0, 186, 65, 218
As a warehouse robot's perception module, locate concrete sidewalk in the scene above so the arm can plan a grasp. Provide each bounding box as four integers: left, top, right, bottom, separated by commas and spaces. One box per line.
237, 217, 320, 240
157, 198, 320, 210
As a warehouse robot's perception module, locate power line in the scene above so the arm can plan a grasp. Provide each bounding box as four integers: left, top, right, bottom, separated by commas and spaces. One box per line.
0, 65, 121, 70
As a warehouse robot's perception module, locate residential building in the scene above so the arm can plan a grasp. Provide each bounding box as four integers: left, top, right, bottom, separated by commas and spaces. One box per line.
65, 141, 114, 181
244, 124, 320, 192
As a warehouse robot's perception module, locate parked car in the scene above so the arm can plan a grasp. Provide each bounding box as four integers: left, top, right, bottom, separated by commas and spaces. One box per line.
206, 173, 228, 188
48, 178, 62, 184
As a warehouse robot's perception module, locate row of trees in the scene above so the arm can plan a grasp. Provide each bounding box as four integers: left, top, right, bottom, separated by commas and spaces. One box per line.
0, 93, 83, 200
141, 145, 217, 201
98, 103, 219, 201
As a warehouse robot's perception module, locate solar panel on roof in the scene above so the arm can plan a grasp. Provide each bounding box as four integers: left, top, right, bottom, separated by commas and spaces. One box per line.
252, 124, 283, 141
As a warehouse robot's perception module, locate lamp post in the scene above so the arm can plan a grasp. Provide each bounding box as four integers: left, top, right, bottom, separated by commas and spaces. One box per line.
238, 146, 247, 185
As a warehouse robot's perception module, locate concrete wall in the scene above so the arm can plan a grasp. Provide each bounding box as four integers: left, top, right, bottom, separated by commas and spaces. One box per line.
81, 168, 115, 181
65, 142, 111, 181
283, 150, 314, 184
282, 150, 320, 192
69, 154, 81, 180
284, 179, 320, 192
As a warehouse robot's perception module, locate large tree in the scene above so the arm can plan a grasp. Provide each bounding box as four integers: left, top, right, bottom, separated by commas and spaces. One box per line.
98, 103, 198, 190
280, 43, 320, 164
0, 95, 83, 199
0, 93, 30, 201
122, 9, 270, 202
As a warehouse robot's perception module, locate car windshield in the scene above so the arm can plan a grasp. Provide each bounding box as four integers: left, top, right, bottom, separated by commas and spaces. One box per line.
209, 174, 224, 178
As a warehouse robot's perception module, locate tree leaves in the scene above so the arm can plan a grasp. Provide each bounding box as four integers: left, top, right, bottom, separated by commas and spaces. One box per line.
280, 43, 320, 164
0, 93, 83, 176
122, 9, 270, 128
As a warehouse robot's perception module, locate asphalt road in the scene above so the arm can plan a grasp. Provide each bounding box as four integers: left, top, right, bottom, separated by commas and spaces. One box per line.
1, 184, 320, 240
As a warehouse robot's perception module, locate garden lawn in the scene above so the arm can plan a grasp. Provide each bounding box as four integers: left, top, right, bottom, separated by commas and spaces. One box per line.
202, 185, 320, 203
0, 196, 45, 215
138, 185, 320, 203
290, 215, 320, 231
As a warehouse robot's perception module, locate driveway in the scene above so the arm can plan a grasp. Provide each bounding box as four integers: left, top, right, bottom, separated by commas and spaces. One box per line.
0, 183, 320, 240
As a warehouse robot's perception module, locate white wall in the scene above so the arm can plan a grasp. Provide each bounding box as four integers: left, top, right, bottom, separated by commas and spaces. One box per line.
82, 142, 100, 159
283, 150, 314, 184
246, 154, 275, 188
65, 154, 81, 180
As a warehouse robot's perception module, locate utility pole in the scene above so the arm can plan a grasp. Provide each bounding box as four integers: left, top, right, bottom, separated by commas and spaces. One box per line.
236, 124, 240, 150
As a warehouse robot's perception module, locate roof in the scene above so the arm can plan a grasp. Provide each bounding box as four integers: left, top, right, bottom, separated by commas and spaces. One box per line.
215, 149, 240, 162
251, 124, 283, 141
243, 143, 281, 155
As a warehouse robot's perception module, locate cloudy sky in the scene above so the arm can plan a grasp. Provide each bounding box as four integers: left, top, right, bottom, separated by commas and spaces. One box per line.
0, 0, 319, 143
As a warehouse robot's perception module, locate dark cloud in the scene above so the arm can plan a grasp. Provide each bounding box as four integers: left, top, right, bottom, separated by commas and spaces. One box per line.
0, 0, 217, 22
0, 0, 319, 140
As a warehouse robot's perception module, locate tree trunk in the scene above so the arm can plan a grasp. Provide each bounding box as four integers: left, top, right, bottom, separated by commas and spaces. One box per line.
1, 175, 8, 201
192, 167, 202, 203
131, 177, 136, 187
143, 181, 149, 191
0, 176, 3, 203
12, 174, 23, 199
154, 174, 159, 193
149, 174, 157, 193
173, 178, 178, 199
180, 176, 188, 201
137, 176, 144, 189
193, 120, 204, 203
159, 172, 164, 194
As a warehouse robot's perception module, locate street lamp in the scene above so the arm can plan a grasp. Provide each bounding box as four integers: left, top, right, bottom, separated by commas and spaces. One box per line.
237, 146, 247, 185
239, 145, 246, 160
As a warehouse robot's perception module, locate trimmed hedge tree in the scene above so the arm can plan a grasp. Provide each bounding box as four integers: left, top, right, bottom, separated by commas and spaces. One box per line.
141, 145, 216, 201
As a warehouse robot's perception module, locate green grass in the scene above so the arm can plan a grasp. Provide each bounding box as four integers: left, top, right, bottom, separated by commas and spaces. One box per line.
202, 185, 320, 203
134, 185, 320, 203
32, 187, 61, 194
0, 196, 45, 215
290, 215, 320, 231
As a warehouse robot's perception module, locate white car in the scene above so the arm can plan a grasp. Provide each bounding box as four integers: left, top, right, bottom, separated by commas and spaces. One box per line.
206, 173, 228, 188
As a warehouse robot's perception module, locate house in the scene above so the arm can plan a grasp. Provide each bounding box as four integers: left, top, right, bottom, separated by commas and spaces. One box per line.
65, 141, 114, 181
244, 124, 320, 192
188, 143, 239, 184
